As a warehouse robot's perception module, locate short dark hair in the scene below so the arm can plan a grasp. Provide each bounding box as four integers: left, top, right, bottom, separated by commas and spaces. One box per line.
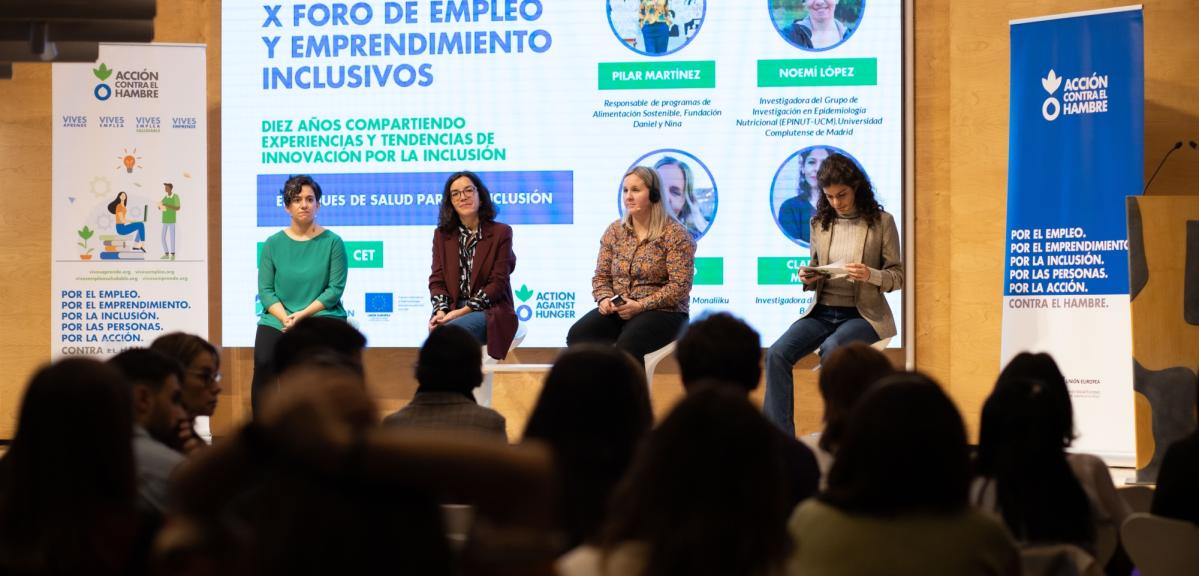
437, 171, 497, 232
823, 372, 970, 515
273, 317, 367, 377
995, 352, 1074, 447
151, 332, 220, 370
163, 182, 173, 191
414, 325, 483, 395
281, 174, 322, 206
817, 342, 894, 452
108, 348, 185, 391
676, 312, 762, 392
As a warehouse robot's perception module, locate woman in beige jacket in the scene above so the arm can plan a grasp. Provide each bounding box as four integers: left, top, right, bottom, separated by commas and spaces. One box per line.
763, 153, 903, 437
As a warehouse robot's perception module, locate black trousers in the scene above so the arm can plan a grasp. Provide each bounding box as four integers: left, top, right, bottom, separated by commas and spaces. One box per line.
251, 324, 284, 417
566, 308, 688, 364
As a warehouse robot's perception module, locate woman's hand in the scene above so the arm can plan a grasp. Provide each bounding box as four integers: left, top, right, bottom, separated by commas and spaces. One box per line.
437, 307, 471, 326
598, 297, 616, 315
282, 309, 307, 331
799, 269, 822, 286
615, 298, 645, 320
428, 310, 447, 331
845, 263, 871, 281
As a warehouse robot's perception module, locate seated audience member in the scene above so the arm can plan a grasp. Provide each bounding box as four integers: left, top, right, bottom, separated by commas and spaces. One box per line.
272, 316, 368, 377
558, 385, 791, 576
991, 353, 1130, 556
973, 377, 1095, 551
1151, 381, 1199, 526
383, 325, 506, 439
805, 342, 895, 483
164, 357, 555, 576
151, 332, 222, 444
523, 345, 653, 549
0, 358, 142, 576
109, 348, 189, 516
675, 312, 820, 506
786, 373, 1020, 576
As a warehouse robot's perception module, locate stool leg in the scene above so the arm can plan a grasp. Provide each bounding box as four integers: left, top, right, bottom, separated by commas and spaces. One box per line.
476, 366, 494, 407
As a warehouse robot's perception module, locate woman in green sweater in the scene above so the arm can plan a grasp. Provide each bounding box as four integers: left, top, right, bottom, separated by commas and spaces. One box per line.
252, 175, 347, 415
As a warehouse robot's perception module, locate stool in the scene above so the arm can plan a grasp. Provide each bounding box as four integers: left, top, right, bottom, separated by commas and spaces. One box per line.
643, 341, 677, 394
477, 322, 529, 406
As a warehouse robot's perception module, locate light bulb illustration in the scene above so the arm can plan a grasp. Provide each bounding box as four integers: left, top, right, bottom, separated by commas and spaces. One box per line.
116, 148, 142, 173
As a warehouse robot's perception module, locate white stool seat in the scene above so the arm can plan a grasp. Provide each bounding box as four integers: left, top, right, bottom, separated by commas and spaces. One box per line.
643, 341, 676, 393
477, 322, 529, 406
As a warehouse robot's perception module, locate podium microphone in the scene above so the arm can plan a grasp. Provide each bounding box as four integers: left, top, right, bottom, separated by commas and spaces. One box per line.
1143, 141, 1183, 194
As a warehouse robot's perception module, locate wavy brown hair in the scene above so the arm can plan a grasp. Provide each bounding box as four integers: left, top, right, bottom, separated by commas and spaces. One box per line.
437, 171, 497, 233
814, 153, 883, 230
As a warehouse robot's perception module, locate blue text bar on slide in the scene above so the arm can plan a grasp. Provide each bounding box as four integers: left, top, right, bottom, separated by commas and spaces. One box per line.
256, 170, 574, 226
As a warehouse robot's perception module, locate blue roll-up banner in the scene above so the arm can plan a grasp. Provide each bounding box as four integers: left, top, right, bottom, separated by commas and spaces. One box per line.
1003, 6, 1143, 461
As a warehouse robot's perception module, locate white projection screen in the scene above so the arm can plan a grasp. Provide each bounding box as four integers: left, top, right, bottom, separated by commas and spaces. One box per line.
221, 0, 909, 349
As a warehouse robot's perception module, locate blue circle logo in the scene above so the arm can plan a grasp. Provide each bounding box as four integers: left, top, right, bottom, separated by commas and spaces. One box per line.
517, 305, 533, 322
94, 84, 112, 101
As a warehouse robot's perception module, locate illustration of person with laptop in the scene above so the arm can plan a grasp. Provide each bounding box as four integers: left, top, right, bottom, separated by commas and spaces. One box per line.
103, 191, 147, 259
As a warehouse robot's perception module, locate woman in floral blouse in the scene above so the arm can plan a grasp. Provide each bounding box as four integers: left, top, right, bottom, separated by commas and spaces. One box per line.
567, 166, 695, 363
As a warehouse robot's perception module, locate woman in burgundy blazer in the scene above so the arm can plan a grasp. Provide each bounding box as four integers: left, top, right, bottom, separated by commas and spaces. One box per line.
428, 171, 518, 360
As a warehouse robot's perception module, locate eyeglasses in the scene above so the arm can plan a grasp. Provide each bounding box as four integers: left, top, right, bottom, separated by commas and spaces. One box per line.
450, 186, 477, 199
187, 369, 222, 385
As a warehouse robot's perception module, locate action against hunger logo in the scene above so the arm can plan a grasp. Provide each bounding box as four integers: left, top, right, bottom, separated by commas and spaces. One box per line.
1041, 68, 1110, 122
91, 62, 161, 101
515, 284, 534, 322
93, 63, 113, 101
1041, 69, 1062, 121
513, 284, 577, 321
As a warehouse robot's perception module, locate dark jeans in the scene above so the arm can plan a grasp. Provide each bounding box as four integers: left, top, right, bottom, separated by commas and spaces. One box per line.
641, 22, 669, 54
445, 298, 487, 345
566, 308, 688, 365
763, 305, 880, 437
251, 324, 284, 418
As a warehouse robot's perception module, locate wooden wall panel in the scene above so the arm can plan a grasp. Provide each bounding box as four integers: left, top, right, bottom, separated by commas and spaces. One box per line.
0, 63, 52, 439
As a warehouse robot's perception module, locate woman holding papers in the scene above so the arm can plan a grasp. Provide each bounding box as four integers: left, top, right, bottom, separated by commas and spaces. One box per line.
764, 153, 903, 437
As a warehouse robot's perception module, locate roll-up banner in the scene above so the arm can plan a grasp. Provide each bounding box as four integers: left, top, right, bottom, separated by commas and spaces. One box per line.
1004, 7, 1143, 461
52, 44, 209, 358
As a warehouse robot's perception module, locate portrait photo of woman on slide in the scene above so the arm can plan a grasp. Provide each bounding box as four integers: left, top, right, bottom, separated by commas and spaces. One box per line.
629, 149, 718, 241
607, 0, 707, 57
774, 145, 833, 245
770, 0, 864, 51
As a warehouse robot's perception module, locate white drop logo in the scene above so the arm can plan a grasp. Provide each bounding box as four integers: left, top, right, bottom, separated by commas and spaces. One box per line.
1041, 69, 1062, 121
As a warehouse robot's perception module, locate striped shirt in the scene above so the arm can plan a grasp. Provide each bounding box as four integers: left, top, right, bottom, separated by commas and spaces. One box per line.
819, 214, 883, 307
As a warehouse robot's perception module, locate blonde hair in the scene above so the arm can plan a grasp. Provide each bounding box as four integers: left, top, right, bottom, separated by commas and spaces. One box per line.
621, 166, 672, 241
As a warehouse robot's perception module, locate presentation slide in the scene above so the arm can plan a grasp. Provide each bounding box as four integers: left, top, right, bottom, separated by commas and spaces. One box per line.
221, 0, 904, 347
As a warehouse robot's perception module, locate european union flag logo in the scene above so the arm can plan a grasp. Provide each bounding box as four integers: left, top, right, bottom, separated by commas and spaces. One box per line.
365, 292, 393, 313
